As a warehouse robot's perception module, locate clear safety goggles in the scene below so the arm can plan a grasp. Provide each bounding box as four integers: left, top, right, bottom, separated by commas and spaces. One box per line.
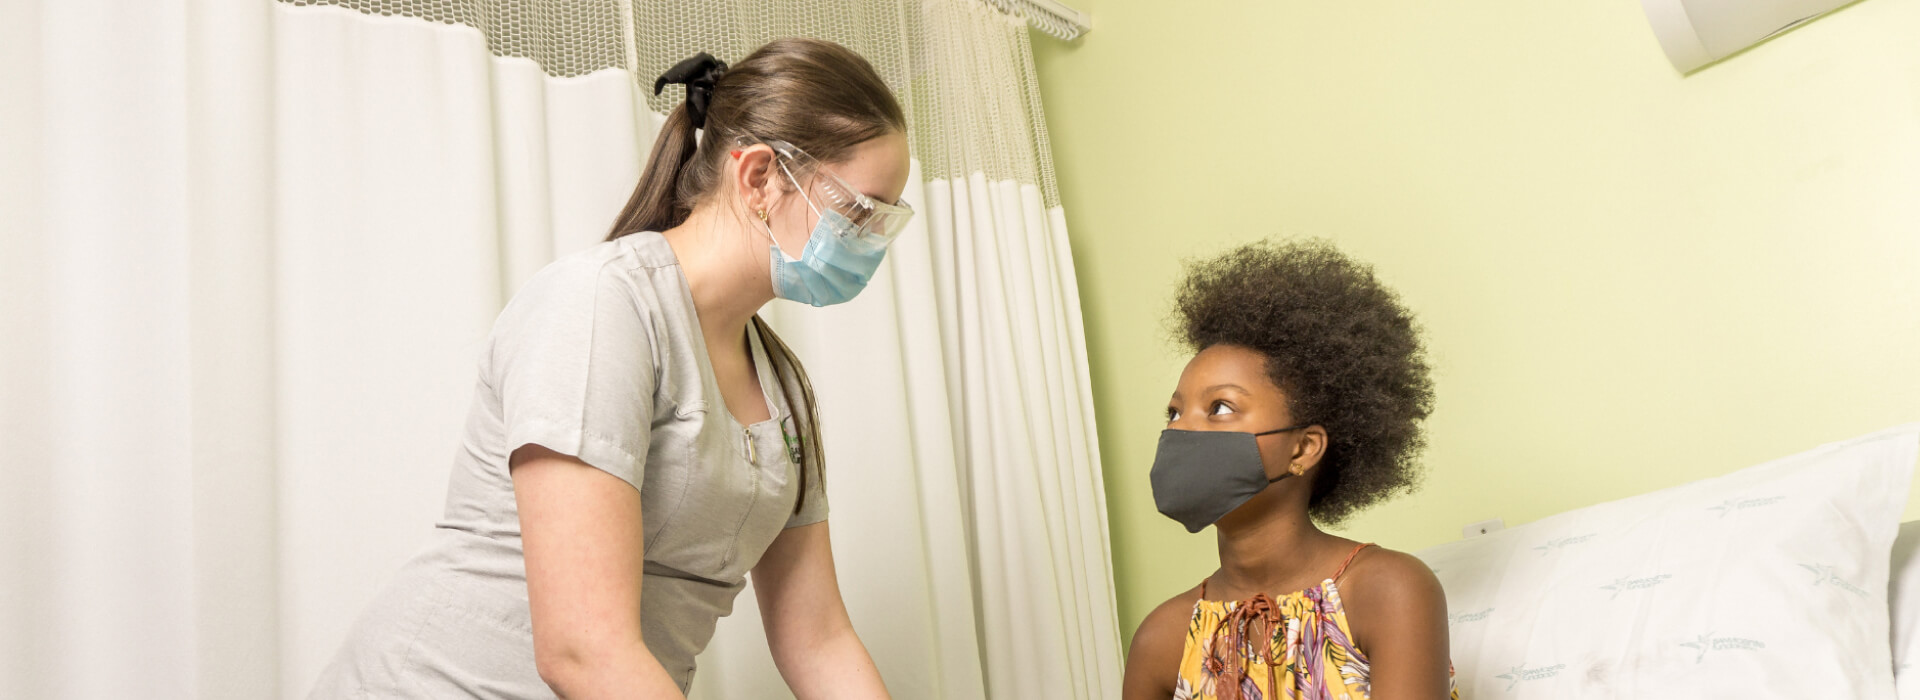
748, 137, 915, 245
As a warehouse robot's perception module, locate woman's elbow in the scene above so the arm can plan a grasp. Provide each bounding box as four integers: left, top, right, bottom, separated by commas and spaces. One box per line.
532, 638, 592, 695
533, 633, 640, 695
766, 618, 854, 668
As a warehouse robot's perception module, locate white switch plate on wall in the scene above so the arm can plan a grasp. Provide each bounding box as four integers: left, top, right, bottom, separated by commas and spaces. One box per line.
1462, 518, 1505, 538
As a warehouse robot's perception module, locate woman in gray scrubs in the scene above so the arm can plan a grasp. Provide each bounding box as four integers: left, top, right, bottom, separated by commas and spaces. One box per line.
311, 38, 914, 699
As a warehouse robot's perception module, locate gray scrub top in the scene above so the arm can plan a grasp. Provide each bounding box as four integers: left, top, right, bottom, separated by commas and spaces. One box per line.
310, 232, 828, 698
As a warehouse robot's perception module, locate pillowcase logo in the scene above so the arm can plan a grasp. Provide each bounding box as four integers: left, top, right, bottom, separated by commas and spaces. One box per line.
1495, 662, 1565, 691
1679, 632, 1766, 664
1705, 495, 1785, 518
1798, 563, 1869, 598
1448, 608, 1494, 626
1532, 534, 1597, 556
1600, 573, 1672, 600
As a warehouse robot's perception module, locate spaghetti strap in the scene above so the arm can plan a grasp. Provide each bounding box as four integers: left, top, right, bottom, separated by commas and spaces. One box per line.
1200, 543, 1375, 600
1330, 542, 1375, 582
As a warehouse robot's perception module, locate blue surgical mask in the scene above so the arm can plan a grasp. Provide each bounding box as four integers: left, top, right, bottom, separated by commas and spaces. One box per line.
765, 206, 889, 307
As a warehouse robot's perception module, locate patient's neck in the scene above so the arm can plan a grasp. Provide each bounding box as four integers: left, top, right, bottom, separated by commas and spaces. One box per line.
1212, 494, 1334, 597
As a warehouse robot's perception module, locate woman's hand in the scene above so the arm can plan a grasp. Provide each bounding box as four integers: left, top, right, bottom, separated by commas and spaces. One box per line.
512, 444, 686, 699
751, 521, 890, 700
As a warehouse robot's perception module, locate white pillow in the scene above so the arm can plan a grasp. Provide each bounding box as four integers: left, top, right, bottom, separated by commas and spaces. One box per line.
1417, 424, 1917, 699
1891, 520, 1920, 698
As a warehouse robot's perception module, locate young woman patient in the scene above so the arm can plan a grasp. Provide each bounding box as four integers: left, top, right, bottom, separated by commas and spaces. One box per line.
1122, 239, 1457, 700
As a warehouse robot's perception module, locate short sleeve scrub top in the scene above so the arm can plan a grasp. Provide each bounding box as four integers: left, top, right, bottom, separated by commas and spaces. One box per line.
310, 232, 828, 698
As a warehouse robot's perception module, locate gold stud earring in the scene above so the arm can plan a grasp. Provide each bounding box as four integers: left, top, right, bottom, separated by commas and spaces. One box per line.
757, 209, 769, 222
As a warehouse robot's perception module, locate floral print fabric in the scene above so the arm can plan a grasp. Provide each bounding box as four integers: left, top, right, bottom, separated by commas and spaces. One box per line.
1173, 573, 1460, 700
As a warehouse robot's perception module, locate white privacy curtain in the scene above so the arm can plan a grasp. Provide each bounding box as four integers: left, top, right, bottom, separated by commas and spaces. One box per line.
0, 1, 1120, 699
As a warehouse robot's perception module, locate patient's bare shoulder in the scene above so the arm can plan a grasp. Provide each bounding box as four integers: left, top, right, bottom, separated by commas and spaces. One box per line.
1121, 583, 1204, 700
1337, 547, 1449, 655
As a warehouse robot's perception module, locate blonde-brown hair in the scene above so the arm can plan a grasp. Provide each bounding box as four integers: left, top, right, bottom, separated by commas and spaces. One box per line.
608, 38, 904, 511
607, 37, 905, 238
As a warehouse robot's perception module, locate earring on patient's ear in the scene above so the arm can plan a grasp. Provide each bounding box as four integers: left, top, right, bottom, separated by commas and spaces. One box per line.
757, 209, 769, 221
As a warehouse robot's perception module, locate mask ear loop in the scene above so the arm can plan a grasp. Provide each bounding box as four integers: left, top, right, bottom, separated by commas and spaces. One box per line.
1251, 423, 1311, 438
757, 155, 826, 252
779, 159, 830, 235
1253, 423, 1312, 484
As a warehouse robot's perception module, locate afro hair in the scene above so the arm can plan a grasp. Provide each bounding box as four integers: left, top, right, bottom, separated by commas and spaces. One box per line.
1172, 238, 1435, 525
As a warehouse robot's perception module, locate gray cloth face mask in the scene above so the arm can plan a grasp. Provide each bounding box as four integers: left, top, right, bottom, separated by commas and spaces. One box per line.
1149, 425, 1308, 533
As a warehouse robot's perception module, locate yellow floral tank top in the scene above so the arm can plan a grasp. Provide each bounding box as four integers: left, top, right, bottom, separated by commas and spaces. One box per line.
1174, 543, 1460, 700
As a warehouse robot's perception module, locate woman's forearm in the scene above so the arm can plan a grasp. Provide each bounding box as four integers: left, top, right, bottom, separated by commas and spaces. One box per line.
537, 637, 687, 700
773, 625, 889, 700
753, 523, 886, 699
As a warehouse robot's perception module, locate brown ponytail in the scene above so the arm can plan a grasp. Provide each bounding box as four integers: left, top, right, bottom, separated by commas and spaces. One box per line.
605, 38, 906, 240
608, 105, 703, 236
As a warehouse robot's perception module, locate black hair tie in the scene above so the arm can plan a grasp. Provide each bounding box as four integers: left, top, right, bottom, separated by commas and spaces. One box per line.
654, 52, 729, 129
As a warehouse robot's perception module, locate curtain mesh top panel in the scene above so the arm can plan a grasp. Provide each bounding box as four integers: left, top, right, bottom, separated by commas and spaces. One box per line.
283, 0, 630, 80
280, 0, 1060, 205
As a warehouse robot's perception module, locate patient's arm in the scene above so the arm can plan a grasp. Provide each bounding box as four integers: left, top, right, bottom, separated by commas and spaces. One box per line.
753, 521, 889, 700
1342, 548, 1453, 699
1121, 586, 1201, 700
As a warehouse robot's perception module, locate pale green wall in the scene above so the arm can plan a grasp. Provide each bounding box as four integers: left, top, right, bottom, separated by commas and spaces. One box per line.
1032, 0, 1920, 645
